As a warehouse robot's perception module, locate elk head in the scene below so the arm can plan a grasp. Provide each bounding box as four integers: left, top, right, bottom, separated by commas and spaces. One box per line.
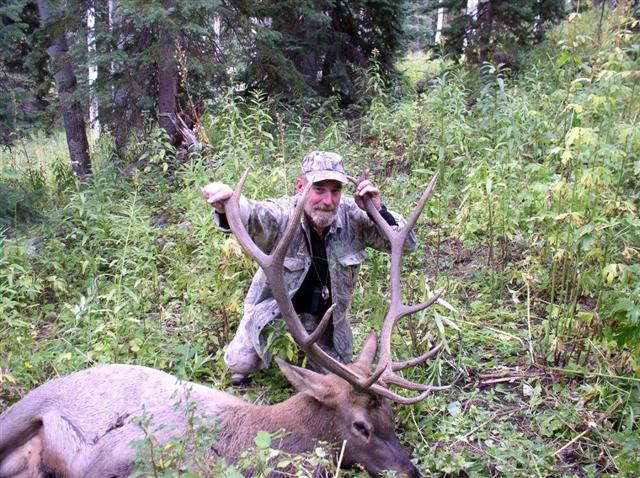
225, 170, 450, 477
274, 333, 420, 477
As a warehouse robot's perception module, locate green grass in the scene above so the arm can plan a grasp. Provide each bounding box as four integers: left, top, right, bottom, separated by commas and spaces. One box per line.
396, 50, 446, 87
1, 4, 639, 477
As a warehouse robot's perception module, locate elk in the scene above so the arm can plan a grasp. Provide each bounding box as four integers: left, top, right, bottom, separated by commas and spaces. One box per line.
0, 172, 449, 478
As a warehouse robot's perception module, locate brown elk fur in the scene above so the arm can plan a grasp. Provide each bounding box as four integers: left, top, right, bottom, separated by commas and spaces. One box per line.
0, 338, 420, 478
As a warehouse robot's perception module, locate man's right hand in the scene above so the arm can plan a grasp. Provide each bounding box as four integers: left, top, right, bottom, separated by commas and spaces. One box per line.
201, 182, 233, 213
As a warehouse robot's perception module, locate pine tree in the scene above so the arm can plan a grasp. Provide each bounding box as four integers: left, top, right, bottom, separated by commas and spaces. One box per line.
91, 0, 226, 149
428, 0, 566, 64
37, 0, 91, 178
2, 0, 410, 154
3, 0, 231, 151
0, 0, 52, 146
234, 0, 409, 101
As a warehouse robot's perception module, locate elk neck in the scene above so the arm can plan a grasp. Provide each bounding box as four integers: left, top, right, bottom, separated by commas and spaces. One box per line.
215, 391, 340, 456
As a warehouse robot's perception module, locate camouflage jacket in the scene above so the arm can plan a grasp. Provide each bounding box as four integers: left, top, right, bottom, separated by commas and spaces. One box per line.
216, 194, 416, 366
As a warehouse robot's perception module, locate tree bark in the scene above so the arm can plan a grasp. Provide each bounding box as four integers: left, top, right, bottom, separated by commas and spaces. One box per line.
157, 25, 178, 140
87, 6, 100, 142
435, 6, 447, 45
477, 0, 493, 63
37, 0, 91, 178
108, 0, 133, 151
464, 0, 479, 62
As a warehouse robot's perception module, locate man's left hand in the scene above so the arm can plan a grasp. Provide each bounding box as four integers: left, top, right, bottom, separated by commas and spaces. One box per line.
354, 168, 382, 212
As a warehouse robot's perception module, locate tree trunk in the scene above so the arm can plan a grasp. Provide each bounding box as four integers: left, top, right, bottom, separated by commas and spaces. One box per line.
213, 13, 221, 38
108, 0, 133, 151
87, 6, 100, 142
157, 25, 178, 140
435, 6, 447, 45
477, 0, 493, 63
464, 0, 479, 62
37, 0, 91, 178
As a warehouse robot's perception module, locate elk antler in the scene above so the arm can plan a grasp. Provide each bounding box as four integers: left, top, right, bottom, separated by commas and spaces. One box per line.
225, 170, 449, 404
350, 173, 450, 403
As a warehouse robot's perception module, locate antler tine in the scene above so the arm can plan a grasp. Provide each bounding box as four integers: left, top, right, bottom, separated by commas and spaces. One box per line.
347, 176, 395, 239
401, 287, 446, 318
227, 171, 313, 269
393, 342, 443, 371
225, 171, 369, 387
369, 378, 452, 405
360, 361, 388, 389
226, 169, 270, 268
403, 172, 439, 242
383, 372, 451, 392
271, 182, 312, 265
304, 304, 335, 345
369, 384, 432, 405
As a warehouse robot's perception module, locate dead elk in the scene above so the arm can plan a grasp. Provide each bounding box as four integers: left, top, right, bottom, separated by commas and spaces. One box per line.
0, 340, 420, 477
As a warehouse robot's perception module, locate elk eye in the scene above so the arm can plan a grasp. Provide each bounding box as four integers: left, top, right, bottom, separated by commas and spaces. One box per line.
353, 421, 370, 439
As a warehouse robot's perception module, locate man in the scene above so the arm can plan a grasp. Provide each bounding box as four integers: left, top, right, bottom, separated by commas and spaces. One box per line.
202, 151, 416, 385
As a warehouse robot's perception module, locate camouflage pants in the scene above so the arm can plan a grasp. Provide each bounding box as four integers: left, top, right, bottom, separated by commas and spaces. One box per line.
224, 312, 340, 376
299, 312, 341, 373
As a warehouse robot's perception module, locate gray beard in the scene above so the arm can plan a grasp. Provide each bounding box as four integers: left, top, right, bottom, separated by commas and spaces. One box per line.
308, 209, 336, 229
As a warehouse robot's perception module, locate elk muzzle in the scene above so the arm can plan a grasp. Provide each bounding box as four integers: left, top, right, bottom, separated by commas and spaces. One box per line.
343, 433, 422, 478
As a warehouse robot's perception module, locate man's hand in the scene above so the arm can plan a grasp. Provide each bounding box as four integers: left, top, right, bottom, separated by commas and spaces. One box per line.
201, 182, 233, 213
354, 168, 382, 212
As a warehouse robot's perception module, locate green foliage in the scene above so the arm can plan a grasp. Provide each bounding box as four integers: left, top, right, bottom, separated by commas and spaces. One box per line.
404, 0, 436, 51
0, 181, 44, 228
431, 0, 567, 63
0, 0, 52, 144
1, 5, 640, 476
0, 131, 75, 228
239, 0, 410, 101
86, 0, 228, 148
1, 0, 411, 149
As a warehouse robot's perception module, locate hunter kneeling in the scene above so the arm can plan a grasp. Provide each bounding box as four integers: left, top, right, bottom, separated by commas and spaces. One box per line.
201, 151, 416, 385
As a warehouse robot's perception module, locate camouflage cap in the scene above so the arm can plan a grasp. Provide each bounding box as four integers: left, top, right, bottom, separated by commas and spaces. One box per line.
300, 151, 348, 184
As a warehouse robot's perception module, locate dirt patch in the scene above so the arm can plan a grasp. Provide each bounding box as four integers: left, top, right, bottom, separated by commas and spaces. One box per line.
422, 236, 484, 281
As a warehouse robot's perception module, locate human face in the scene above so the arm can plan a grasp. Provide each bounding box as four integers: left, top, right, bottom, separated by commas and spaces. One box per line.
296, 178, 342, 232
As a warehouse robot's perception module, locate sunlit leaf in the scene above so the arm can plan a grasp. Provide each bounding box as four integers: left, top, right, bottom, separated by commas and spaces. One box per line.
254, 430, 272, 449
566, 127, 598, 147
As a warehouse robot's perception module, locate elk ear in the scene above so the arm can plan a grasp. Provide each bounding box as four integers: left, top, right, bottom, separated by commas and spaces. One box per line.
354, 332, 378, 369
275, 357, 335, 405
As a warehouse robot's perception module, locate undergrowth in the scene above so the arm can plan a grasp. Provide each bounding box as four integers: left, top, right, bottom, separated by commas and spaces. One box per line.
1, 5, 639, 477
